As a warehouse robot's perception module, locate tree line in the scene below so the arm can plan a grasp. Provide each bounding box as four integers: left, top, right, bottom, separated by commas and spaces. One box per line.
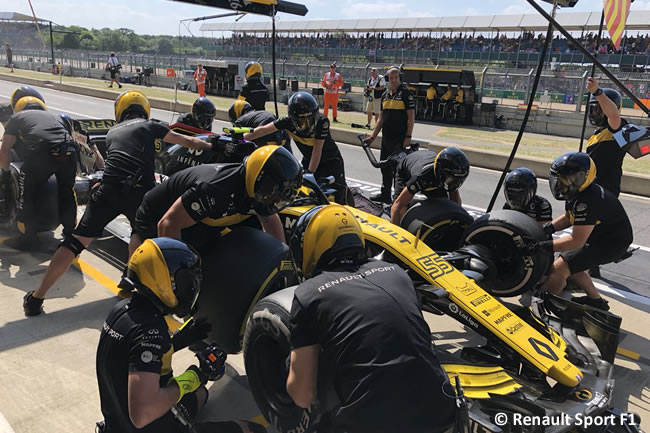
6, 23, 213, 55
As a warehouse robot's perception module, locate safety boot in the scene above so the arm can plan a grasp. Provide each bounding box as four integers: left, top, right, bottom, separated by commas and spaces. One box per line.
4, 234, 40, 251
23, 291, 44, 316
571, 296, 610, 311
369, 191, 391, 204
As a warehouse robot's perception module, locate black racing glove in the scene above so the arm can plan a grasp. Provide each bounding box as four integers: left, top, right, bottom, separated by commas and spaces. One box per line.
171, 317, 212, 352
543, 222, 556, 236
527, 240, 554, 255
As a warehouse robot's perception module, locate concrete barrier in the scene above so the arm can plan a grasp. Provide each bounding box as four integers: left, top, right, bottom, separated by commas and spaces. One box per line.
2, 73, 648, 197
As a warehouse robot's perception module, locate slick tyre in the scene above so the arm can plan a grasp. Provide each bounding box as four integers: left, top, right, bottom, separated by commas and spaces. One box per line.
243, 288, 319, 433
0, 167, 19, 231
462, 210, 552, 297
400, 198, 474, 252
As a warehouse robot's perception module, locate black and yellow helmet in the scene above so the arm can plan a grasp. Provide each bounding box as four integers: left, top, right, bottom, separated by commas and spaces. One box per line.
244, 145, 302, 216
549, 152, 596, 201
114, 90, 150, 123
10, 86, 45, 112
126, 238, 202, 317
588, 88, 622, 128
289, 204, 365, 278
245, 61, 263, 80
434, 147, 470, 192
228, 100, 254, 123
14, 96, 47, 113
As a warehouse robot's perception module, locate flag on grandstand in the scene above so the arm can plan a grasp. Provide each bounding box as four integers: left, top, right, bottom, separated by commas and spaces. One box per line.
603, 0, 631, 50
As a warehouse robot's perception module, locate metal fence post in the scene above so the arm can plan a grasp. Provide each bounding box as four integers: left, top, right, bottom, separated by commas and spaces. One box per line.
305, 60, 310, 88
525, 68, 534, 102
479, 66, 488, 103
576, 70, 589, 112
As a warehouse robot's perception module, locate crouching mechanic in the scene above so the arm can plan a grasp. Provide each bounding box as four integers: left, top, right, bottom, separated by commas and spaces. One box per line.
228, 100, 291, 153
131, 145, 302, 253
176, 97, 217, 132
286, 204, 457, 433
1, 96, 77, 251
96, 237, 266, 433
244, 92, 349, 204
533, 152, 633, 311
22, 91, 212, 316
503, 167, 552, 227
391, 147, 470, 225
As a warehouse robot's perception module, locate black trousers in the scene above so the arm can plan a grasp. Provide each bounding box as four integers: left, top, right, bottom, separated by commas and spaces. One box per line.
17, 154, 77, 236
379, 135, 404, 197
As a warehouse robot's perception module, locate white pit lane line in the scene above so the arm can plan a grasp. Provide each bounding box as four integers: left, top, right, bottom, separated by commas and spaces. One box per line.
0, 411, 15, 433
346, 176, 650, 308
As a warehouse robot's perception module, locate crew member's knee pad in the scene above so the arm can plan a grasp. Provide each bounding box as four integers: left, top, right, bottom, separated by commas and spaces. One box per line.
58, 234, 86, 256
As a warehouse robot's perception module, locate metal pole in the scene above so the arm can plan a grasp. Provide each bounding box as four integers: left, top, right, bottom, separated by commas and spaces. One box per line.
487, 17, 555, 212
271, 7, 279, 117
479, 66, 488, 103
525, 0, 649, 116
49, 21, 55, 69
578, 11, 604, 152
576, 70, 589, 113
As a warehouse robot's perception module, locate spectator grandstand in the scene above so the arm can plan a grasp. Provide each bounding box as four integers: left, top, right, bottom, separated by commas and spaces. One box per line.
0, 12, 47, 50
200, 10, 650, 68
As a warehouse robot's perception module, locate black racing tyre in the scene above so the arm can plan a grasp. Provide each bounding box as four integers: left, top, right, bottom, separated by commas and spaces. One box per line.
243, 287, 320, 433
0, 166, 19, 231
462, 210, 552, 297
400, 198, 474, 252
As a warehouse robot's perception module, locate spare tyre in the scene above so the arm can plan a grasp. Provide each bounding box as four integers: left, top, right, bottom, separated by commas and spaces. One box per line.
462, 210, 552, 297
194, 227, 297, 354
400, 198, 474, 252
244, 287, 323, 433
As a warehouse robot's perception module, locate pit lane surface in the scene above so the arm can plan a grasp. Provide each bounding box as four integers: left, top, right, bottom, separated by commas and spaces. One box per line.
0, 81, 649, 432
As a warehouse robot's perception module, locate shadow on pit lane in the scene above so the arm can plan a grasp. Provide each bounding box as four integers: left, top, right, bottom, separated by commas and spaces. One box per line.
0, 296, 119, 352
611, 358, 650, 421
0, 233, 86, 299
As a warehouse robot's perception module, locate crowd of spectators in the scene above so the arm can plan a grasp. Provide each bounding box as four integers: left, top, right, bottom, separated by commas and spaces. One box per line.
224, 31, 650, 55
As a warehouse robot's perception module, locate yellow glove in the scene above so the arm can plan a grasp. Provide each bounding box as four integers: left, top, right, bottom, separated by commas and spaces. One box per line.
169, 366, 206, 402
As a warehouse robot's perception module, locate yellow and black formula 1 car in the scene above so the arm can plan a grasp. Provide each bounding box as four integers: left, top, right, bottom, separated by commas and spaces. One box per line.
238, 174, 635, 433
125, 127, 638, 433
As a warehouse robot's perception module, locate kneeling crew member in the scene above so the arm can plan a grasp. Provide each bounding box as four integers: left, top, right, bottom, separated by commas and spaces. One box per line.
534, 152, 633, 310
238, 62, 269, 111
365, 66, 415, 204
176, 97, 217, 132
391, 147, 470, 225
132, 145, 302, 252
503, 167, 552, 227
244, 92, 348, 204
585, 77, 627, 197
96, 237, 265, 433
229, 100, 291, 153
23, 91, 212, 317
1, 96, 77, 251
287, 204, 457, 433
